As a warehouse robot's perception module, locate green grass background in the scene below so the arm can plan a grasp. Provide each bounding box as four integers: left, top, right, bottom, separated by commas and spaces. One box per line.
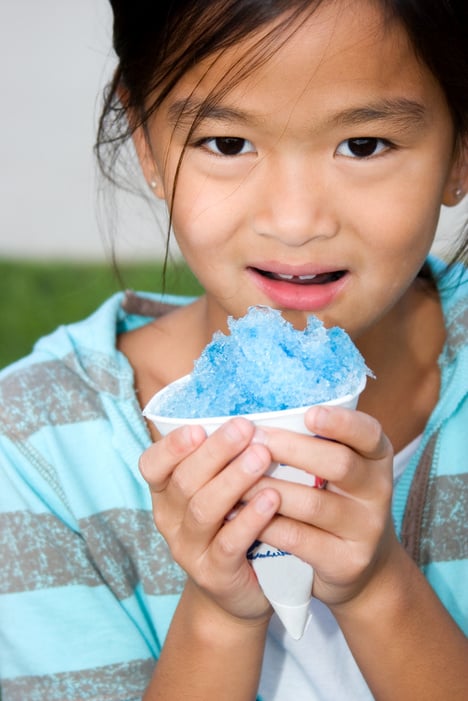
0, 259, 203, 369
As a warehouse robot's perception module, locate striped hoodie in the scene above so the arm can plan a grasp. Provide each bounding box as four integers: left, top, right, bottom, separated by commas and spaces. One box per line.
0, 258, 467, 699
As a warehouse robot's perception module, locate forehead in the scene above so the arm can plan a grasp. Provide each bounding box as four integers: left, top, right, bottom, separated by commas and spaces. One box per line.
163, 0, 447, 128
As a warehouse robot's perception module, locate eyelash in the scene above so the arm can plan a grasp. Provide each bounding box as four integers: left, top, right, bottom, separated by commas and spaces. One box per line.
193, 137, 256, 157
336, 137, 395, 159
192, 136, 395, 159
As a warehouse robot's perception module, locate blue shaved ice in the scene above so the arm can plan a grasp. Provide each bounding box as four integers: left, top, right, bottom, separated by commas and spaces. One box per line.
157, 306, 372, 418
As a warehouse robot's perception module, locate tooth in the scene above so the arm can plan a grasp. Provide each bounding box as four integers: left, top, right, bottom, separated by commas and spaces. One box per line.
298, 274, 317, 280
278, 273, 294, 280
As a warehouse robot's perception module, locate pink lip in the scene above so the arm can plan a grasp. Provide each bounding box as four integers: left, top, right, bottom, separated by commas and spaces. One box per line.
247, 264, 349, 311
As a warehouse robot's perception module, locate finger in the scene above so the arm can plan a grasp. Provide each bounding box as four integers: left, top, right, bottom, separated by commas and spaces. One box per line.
139, 423, 207, 491
256, 428, 362, 489
259, 512, 338, 572
169, 417, 258, 500
181, 442, 273, 545
180, 488, 281, 619
259, 410, 392, 490
150, 423, 272, 551
140, 416, 256, 497
243, 477, 379, 540
304, 406, 392, 460
243, 439, 392, 502
211, 488, 281, 568
167, 481, 280, 580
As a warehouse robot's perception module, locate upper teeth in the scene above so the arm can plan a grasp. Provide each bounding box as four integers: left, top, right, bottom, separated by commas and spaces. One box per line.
276, 273, 317, 280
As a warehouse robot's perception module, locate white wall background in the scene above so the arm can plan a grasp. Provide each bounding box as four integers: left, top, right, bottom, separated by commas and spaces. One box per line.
0, 0, 175, 262
0, 0, 466, 262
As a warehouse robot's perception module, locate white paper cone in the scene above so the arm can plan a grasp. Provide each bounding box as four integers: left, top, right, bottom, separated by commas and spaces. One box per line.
248, 540, 313, 640
248, 462, 316, 640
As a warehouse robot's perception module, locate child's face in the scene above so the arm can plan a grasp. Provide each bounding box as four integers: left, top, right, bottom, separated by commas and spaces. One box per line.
143, 0, 464, 337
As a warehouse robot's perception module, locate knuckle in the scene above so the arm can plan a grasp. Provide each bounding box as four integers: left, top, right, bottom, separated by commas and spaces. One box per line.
359, 413, 390, 458
339, 407, 356, 433
331, 448, 354, 481
366, 415, 385, 452
196, 562, 219, 591
216, 531, 238, 558
372, 461, 393, 502
170, 467, 191, 497
199, 437, 217, 463
380, 471, 394, 502
349, 545, 372, 578
300, 488, 323, 520
166, 427, 190, 458
138, 450, 154, 483
187, 496, 211, 527
278, 520, 304, 553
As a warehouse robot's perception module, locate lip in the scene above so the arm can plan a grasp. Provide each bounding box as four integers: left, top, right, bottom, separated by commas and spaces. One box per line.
247, 263, 349, 311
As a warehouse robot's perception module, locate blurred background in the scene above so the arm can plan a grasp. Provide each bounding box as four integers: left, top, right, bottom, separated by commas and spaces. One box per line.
0, 0, 198, 368
0, 0, 179, 262
0, 0, 466, 367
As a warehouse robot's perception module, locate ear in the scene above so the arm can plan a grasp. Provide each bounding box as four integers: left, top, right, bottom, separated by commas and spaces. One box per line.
132, 125, 166, 200
442, 137, 468, 206
116, 82, 167, 200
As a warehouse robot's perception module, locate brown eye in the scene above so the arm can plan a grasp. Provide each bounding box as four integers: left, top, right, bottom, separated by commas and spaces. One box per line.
214, 138, 246, 155
347, 138, 379, 157
202, 137, 255, 156
336, 137, 390, 158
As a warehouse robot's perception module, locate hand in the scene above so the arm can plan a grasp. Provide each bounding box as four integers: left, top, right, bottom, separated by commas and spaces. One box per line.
139, 417, 280, 621
244, 405, 396, 608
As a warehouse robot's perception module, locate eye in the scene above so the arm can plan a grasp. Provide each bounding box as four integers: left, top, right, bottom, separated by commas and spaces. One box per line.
335, 137, 391, 159
201, 137, 255, 156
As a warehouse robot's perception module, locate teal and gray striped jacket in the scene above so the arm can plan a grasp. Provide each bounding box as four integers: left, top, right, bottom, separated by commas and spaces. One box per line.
0, 257, 466, 700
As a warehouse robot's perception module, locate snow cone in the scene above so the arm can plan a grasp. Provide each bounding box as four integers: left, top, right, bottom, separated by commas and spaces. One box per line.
144, 306, 371, 639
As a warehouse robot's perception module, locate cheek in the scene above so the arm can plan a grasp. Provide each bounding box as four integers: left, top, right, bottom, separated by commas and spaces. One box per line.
360, 178, 441, 261
390, 204, 439, 257
171, 181, 245, 250
351, 197, 438, 310
171, 201, 219, 252
354, 140, 451, 254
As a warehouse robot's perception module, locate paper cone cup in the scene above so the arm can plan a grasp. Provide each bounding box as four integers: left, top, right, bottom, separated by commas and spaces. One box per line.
247, 540, 314, 640
143, 375, 366, 639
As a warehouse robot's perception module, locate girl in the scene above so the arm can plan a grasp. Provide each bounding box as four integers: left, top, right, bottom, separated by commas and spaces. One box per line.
1, 1, 467, 699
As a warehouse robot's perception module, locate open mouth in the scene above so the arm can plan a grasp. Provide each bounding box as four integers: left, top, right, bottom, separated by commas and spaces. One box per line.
253, 268, 346, 285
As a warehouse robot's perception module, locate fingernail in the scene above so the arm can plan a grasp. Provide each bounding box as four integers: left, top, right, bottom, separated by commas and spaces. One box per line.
223, 417, 251, 442
254, 492, 277, 514
241, 446, 266, 474
252, 428, 268, 445
307, 406, 330, 430
181, 424, 205, 448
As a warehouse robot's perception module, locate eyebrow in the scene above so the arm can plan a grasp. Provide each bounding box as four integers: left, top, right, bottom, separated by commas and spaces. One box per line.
168, 98, 254, 129
331, 99, 427, 131
168, 96, 427, 132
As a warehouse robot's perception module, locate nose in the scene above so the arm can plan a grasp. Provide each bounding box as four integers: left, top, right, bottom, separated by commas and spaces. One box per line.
251, 159, 339, 246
